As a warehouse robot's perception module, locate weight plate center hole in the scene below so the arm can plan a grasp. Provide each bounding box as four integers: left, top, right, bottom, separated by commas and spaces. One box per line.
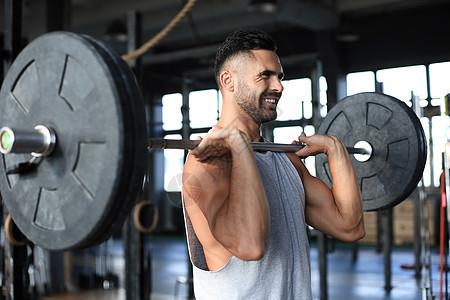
353, 141, 372, 162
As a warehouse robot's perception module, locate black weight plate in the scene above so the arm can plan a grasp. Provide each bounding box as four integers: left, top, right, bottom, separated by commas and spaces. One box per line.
0, 32, 147, 250
80, 34, 147, 247
315, 92, 427, 211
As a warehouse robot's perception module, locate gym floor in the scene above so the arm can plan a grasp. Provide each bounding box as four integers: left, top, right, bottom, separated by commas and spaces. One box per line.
44, 235, 444, 300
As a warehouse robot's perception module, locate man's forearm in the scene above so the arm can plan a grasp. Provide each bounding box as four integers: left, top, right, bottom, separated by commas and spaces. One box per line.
327, 140, 364, 236
211, 138, 270, 260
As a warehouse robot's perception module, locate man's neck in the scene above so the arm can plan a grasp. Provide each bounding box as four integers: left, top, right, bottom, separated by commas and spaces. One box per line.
216, 113, 261, 142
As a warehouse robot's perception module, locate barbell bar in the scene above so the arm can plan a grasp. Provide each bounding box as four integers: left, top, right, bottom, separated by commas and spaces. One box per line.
0, 31, 427, 251
146, 138, 371, 156
0, 127, 371, 156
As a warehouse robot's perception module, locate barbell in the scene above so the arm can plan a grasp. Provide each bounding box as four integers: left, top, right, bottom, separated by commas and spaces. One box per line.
146, 138, 371, 156
0, 130, 370, 156
0, 32, 427, 251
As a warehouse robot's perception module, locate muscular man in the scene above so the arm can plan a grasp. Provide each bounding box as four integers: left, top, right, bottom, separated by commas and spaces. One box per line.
182, 28, 365, 299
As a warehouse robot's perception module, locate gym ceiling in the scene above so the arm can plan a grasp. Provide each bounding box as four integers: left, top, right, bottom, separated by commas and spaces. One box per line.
8, 0, 450, 88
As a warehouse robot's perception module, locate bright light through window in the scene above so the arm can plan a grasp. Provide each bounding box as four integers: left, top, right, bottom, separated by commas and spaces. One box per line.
376, 66, 428, 101
303, 125, 316, 176
431, 116, 448, 186
164, 134, 184, 191
277, 78, 311, 121
190, 89, 220, 128
273, 126, 302, 143
304, 125, 315, 136
273, 126, 316, 176
430, 62, 450, 100
346, 71, 375, 96
162, 93, 182, 131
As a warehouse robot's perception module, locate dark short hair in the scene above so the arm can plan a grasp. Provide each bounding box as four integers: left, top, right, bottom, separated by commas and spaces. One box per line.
214, 28, 277, 86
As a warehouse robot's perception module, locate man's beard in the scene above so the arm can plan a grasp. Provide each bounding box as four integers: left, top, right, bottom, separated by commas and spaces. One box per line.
235, 80, 279, 124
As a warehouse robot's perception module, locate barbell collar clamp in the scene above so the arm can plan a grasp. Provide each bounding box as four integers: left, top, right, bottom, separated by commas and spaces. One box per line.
0, 125, 56, 157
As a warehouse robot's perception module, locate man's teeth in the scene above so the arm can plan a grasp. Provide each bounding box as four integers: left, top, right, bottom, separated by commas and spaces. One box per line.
265, 99, 276, 104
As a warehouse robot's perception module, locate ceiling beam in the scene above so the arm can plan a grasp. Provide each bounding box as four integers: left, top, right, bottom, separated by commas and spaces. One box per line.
275, 0, 339, 30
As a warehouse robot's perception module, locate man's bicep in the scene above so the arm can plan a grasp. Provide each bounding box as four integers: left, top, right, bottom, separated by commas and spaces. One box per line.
286, 153, 336, 230
303, 174, 335, 217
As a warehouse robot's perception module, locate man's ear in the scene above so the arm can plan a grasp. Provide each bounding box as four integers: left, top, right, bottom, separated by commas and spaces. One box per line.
220, 70, 234, 92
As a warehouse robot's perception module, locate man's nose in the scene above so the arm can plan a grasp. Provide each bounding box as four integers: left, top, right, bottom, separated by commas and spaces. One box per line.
270, 77, 284, 93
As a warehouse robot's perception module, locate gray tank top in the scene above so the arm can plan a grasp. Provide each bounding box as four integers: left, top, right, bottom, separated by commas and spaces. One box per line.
183, 151, 312, 299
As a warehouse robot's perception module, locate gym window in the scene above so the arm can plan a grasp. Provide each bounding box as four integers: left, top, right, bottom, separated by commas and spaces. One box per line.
376, 65, 428, 105
163, 134, 183, 192
161, 61, 450, 190
162, 93, 182, 131
276, 78, 312, 120
189, 89, 221, 129
346, 71, 375, 95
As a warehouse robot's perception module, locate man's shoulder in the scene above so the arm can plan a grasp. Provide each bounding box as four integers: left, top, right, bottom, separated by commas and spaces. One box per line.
284, 152, 307, 179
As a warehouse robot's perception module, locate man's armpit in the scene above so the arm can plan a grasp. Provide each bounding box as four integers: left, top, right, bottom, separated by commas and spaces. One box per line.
183, 154, 231, 209
183, 170, 203, 206
199, 155, 232, 183
185, 154, 231, 185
